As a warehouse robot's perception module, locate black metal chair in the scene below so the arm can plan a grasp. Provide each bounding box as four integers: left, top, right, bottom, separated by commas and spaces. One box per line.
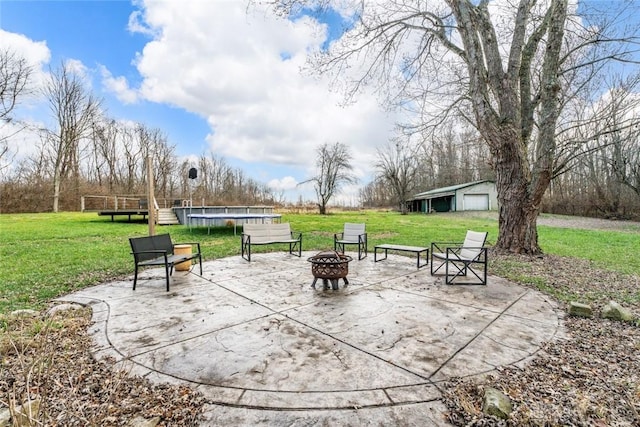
430, 230, 488, 285
334, 223, 367, 260
129, 234, 202, 291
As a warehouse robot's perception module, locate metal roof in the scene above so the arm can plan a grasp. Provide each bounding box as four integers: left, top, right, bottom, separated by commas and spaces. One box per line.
411, 180, 494, 200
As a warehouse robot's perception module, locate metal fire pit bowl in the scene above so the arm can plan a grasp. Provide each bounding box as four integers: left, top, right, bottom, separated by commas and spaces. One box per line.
307, 250, 353, 290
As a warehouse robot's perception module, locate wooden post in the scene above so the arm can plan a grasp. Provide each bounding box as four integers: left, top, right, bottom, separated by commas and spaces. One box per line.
147, 155, 156, 236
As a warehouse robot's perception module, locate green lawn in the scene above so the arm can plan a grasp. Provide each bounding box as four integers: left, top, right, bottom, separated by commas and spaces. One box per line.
1, 210, 638, 313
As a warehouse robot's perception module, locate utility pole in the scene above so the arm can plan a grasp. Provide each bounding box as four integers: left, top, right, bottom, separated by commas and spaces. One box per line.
147, 155, 156, 236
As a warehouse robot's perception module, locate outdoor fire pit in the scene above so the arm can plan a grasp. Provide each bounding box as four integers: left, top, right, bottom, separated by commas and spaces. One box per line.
307, 251, 353, 290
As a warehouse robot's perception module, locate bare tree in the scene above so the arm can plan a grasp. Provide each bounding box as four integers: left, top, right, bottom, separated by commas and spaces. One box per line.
117, 125, 142, 193
0, 48, 32, 171
302, 142, 357, 214
89, 119, 120, 190
42, 63, 101, 212
1, 56, 280, 211
605, 84, 640, 201
543, 73, 640, 219
270, 0, 640, 254
359, 178, 393, 208
135, 124, 176, 200
375, 139, 420, 214
612, 129, 640, 199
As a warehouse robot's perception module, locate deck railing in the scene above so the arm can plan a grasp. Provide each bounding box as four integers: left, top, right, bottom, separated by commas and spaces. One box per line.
81, 195, 185, 212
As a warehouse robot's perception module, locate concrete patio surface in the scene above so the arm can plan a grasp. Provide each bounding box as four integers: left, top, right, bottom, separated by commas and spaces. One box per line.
57, 251, 565, 426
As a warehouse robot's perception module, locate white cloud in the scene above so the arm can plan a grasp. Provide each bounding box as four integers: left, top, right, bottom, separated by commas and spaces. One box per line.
111, 0, 396, 184
0, 29, 51, 93
127, 9, 156, 38
0, 117, 46, 177
0, 29, 50, 68
0, 30, 52, 172
99, 65, 139, 104
268, 175, 299, 191
64, 58, 87, 77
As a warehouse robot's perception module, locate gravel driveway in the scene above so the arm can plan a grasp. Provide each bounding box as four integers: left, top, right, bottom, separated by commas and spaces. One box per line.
460, 211, 640, 232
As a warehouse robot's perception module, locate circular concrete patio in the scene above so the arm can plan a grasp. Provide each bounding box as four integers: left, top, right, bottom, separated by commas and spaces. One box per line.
59, 251, 564, 425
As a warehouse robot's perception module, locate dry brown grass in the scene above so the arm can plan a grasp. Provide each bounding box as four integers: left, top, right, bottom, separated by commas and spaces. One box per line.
1, 307, 205, 426
443, 253, 640, 426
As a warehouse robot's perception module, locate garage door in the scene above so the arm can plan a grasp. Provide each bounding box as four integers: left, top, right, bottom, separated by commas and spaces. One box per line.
463, 194, 489, 210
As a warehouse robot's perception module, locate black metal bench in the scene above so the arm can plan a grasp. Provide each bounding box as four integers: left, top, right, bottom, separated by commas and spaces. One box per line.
129, 233, 202, 291
241, 223, 302, 261
374, 244, 429, 268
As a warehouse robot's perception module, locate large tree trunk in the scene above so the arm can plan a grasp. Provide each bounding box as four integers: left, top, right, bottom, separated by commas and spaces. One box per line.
52, 172, 61, 212
496, 198, 540, 254
493, 140, 540, 254
43, 64, 100, 212
51, 134, 65, 213
484, 123, 542, 254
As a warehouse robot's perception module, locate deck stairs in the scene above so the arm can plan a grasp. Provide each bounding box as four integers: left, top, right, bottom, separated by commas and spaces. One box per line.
157, 208, 180, 225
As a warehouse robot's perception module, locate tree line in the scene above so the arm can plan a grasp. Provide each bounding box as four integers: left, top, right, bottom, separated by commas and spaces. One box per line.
364, 104, 640, 221
0, 56, 278, 213
2, 47, 639, 222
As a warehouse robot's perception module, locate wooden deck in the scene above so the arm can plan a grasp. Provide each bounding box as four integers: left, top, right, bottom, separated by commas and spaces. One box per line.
98, 210, 148, 222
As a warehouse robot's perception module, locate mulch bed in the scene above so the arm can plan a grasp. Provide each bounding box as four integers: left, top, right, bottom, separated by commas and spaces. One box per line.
442, 253, 640, 426
0, 307, 206, 426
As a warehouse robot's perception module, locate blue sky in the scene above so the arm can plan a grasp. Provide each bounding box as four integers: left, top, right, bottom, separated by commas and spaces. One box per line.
1, 0, 212, 151
0, 0, 392, 204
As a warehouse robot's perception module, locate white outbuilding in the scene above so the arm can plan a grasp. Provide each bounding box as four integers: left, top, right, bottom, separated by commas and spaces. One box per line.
408, 180, 498, 213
